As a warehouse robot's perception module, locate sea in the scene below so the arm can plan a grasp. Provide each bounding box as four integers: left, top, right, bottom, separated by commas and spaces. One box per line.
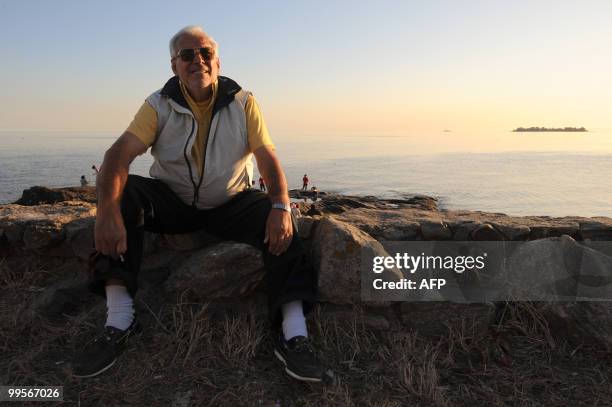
2, 130, 612, 218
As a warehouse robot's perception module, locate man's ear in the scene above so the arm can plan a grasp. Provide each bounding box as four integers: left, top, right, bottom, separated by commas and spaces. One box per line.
171, 59, 177, 75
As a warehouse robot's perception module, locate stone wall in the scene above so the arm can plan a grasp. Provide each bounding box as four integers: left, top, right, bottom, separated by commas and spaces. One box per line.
2, 191, 612, 350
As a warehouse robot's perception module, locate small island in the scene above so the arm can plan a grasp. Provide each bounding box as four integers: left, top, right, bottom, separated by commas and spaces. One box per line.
513, 126, 587, 132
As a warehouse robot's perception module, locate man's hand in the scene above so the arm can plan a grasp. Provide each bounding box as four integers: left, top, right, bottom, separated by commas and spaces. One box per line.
93, 131, 146, 260
264, 209, 293, 255
253, 145, 292, 255
94, 207, 127, 259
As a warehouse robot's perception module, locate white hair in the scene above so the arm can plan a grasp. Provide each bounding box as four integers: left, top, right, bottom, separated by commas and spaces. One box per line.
169, 25, 219, 57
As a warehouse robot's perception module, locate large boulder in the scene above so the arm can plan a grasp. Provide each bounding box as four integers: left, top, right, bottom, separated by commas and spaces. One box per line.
311, 217, 403, 304
161, 230, 221, 251
164, 242, 265, 299
0, 202, 96, 250
506, 235, 612, 301
296, 216, 316, 240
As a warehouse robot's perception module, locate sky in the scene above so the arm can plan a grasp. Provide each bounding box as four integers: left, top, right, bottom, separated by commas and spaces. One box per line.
0, 0, 611, 138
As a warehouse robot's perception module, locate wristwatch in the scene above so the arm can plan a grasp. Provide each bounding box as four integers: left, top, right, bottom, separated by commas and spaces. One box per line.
272, 203, 291, 212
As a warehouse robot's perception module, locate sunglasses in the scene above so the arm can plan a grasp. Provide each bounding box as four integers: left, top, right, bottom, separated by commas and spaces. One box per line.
174, 47, 215, 62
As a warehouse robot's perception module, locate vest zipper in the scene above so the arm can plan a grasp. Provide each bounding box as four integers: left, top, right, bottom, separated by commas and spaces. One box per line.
182, 117, 198, 207
194, 117, 214, 207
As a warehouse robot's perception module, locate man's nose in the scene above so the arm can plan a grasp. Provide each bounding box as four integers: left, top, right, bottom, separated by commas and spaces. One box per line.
193, 50, 208, 64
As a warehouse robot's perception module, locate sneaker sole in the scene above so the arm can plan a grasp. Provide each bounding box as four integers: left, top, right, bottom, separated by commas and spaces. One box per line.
73, 358, 117, 378
274, 349, 322, 382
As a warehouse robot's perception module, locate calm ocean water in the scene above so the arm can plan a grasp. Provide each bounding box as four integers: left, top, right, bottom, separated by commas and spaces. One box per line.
1, 131, 611, 217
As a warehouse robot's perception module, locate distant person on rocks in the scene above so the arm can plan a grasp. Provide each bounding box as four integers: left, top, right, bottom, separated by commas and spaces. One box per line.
259, 176, 266, 191
80, 175, 89, 186
92, 165, 100, 174
290, 202, 301, 219
302, 174, 309, 191
311, 186, 318, 201
73, 25, 324, 383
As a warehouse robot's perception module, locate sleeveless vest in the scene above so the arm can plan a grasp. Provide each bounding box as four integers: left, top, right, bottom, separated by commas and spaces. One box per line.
146, 76, 253, 209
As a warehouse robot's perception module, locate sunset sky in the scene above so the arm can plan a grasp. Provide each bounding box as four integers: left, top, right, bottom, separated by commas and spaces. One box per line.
1, 0, 610, 137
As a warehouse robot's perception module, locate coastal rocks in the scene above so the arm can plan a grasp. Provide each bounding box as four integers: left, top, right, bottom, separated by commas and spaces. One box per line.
315, 196, 373, 214
64, 217, 96, 259
164, 242, 265, 299
489, 222, 531, 240
450, 221, 481, 240
311, 217, 403, 304
506, 235, 612, 301
352, 195, 439, 212
528, 220, 580, 239
579, 220, 612, 241
471, 224, 504, 241
296, 217, 316, 240
291, 193, 439, 217
289, 189, 326, 201
23, 222, 66, 250
387, 195, 439, 211
15, 186, 97, 205
332, 208, 597, 243
420, 220, 452, 240
0, 202, 96, 250
5, 188, 612, 350
333, 209, 425, 241
380, 221, 420, 240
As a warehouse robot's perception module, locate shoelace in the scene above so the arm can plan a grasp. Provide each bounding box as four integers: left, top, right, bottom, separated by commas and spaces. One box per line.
292, 338, 314, 354
88, 327, 118, 345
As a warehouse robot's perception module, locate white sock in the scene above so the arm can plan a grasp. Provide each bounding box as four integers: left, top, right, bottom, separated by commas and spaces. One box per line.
281, 300, 308, 340
105, 285, 135, 331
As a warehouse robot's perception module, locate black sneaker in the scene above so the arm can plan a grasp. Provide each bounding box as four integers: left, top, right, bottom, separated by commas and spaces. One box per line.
274, 334, 324, 382
72, 320, 139, 378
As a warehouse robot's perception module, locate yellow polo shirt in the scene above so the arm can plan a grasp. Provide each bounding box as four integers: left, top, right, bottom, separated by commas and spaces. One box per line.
126, 80, 274, 172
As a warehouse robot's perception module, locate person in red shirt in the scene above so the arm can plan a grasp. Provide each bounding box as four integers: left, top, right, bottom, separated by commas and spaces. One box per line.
302, 174, 309, 191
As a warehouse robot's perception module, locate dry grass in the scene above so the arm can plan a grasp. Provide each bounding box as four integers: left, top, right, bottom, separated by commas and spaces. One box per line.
1, 258, 611, 406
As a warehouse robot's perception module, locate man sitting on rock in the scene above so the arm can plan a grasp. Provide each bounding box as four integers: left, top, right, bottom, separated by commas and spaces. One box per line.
73, 25, 323, 382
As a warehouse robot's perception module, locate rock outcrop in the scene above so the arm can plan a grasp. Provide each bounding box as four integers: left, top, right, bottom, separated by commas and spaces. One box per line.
14, 186, 97, 205
3, 187, 612, 348
164, 242, 265, 299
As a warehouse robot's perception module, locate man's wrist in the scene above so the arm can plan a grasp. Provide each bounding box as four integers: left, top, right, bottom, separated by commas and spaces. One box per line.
96, 200, 122, 216
271, 202, 291, 212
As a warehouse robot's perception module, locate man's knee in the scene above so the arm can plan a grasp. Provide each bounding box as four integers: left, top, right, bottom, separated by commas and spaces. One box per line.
122, 175, 148, 199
